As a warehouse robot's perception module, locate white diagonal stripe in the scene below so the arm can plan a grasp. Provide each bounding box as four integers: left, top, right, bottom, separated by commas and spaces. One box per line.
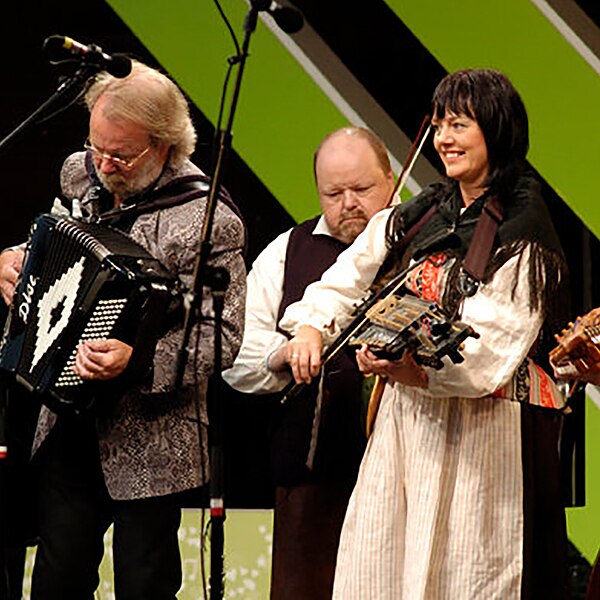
530, 0, 600, 75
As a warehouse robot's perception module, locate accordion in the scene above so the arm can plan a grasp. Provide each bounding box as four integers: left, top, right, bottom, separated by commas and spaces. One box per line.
348, 293, 478, 369
0, 213, 175, 411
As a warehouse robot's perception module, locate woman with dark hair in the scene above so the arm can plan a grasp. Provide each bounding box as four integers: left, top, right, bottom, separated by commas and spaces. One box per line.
279, 69, 570, 599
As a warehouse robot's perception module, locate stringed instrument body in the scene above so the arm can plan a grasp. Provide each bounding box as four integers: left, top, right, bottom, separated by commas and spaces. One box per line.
347, 293, 479, 437
348, 293, 478, 369
549, 307, 600, 378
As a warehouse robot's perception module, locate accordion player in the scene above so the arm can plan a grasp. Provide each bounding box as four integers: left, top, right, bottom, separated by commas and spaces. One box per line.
0, 212, 176, 412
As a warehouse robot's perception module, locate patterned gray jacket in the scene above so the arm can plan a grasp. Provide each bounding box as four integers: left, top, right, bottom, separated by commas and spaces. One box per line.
32, 152, 246, 500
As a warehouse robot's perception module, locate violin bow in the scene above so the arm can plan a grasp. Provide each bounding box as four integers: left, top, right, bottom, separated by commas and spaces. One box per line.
388, 114, 431, 207
365, 114, 431, 433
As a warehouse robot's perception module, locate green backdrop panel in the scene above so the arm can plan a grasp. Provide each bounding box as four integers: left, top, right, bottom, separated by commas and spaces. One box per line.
386, 0, 600, 238
106, 0, 348, 224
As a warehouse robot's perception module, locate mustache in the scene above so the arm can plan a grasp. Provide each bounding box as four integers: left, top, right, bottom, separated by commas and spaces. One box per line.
340, 209, 367, 222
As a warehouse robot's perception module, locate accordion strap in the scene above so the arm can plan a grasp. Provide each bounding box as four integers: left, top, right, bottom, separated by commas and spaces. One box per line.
92, 173, 247, 256
96, 175, 240, 223
84, 152, 237, 222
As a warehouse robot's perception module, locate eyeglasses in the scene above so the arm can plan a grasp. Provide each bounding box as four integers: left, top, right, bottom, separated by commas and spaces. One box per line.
84, 140, 150, 170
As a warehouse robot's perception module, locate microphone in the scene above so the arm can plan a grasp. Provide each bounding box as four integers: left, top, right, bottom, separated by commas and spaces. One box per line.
43, 35, 132, 78
254, 1, 304, 33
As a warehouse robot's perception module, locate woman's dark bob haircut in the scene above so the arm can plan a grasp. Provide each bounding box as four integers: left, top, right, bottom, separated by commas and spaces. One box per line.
432, 68, 529, 194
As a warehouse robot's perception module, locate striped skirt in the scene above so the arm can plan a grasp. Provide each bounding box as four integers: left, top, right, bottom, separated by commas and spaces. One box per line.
332, 384, 569, 599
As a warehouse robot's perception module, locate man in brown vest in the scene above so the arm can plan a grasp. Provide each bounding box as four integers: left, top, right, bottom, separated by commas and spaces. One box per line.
223, 127, 394, 599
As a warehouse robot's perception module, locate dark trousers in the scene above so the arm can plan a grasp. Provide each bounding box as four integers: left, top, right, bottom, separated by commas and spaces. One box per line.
270, 480, 354, 600
30, 415, 182, 600
0, 546, 26, 600
0, 382, 40, 600
521, 404, 570, 600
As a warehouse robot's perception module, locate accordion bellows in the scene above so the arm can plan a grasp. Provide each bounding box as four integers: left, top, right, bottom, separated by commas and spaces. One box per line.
0, 213, 175, 411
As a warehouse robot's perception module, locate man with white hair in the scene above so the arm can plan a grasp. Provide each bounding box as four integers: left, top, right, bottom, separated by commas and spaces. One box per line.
0, 60, 246, 598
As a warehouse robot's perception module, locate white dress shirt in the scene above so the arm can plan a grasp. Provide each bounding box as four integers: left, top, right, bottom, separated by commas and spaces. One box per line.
223, 215, 336, 394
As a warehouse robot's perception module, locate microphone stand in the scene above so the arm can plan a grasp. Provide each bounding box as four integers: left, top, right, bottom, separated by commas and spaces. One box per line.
0, 62, 101, 155
206, 268, 229, 600
173, 3, 266, 598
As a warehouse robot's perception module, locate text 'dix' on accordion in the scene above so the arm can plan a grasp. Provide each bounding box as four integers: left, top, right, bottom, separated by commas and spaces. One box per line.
0, 213, 176, 411
348, 293, 479, 369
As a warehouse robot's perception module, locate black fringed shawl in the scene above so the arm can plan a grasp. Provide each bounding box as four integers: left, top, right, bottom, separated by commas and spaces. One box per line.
384, 171, 567, 325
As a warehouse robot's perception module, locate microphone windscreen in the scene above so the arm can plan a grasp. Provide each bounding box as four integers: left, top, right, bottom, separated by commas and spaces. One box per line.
43, 35, 68, 56
107, 54, 132, 78
271, 6, 304, 33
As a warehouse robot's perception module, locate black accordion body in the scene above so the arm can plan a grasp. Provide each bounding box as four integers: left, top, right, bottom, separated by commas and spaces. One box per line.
0, 213, 175, 411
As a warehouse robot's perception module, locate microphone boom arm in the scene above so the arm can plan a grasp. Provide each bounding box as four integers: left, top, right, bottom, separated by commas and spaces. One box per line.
0, 63, 99, 156
1, 34, 132, 156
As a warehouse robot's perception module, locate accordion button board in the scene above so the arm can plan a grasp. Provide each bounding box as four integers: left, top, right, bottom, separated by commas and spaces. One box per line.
0, 213, 176, 412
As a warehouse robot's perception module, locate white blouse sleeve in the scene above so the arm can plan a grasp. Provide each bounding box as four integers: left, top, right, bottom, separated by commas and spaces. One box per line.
424, 245, 542, 398
222, 229, 292, 393
279, 208, 393, 344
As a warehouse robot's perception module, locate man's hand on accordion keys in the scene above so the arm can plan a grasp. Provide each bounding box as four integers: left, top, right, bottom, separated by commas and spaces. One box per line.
73, 339, 133, 381
0, 249, 24, 306
356, 344, 428, 388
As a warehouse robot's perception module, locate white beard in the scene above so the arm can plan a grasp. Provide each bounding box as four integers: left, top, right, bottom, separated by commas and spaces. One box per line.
96, 152, 165, 201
